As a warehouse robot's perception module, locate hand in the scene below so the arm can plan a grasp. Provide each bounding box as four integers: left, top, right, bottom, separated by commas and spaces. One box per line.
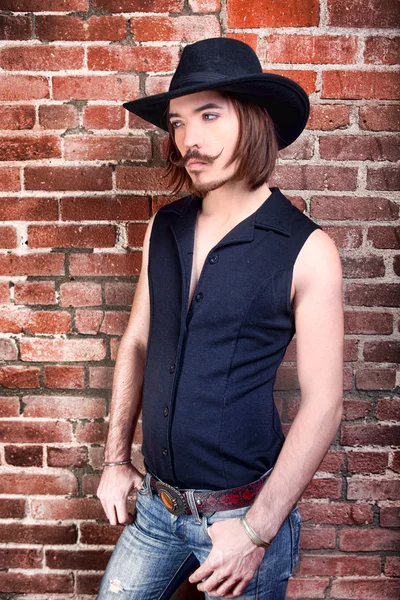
97, 463, 144, 526
189, 517, 266, 598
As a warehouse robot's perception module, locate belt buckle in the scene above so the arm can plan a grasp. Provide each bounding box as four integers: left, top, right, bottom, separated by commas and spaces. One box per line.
155, 481, 187, 516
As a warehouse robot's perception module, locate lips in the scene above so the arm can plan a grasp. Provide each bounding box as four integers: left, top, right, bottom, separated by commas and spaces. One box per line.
187, 160, 207, 168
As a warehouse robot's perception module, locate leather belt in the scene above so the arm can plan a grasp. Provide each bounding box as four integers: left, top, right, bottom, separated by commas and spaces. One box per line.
148, 470, 272, 517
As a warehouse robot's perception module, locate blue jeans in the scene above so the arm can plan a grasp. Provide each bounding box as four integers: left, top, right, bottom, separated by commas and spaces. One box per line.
96, 470, 302, 599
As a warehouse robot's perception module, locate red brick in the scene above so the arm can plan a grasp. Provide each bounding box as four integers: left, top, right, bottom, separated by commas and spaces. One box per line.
92, 0, 183, 11
0, 105, 35, 130
47, 446, 88, 468
347, 451, 388, 474
5, 444, 43, 467
275, 166, 358, 193
0, 197, 58, 221
82, 473, 101, 495
360, 105, 400, 131
76, 421, 108, 443
76, 573, 103, 595
344, 311, 393, 335
0, 75, 48, 101
328, 0, 400, 27
69, 252, 141, 277
83, 104, 125, 130
226, 33, 257, 52
0, 420, 72, 443
323, 71, 400, 100
0, 572, 73, 594
299, 554, 381, 577
52, 74, 139, 101
88, 45, 179, 72
367, 166, 400, 190
64, 135, 151, 162
116, 166, 170, 192
0, 282, 11, 303
286, 577, 330, 598
0, 14, 32, 40
23, 395, 106, 419
75, 309, 103, 334
80, 522, 123, 545
299, 501, 373, 525
0, 547, 42, 569
377, 398, 400, 420
131, 15, 220, 42
20, 338, 106, 362
0, 166, 20, 190
331, 578, 400, 600
346, 284, 400, 308
300, 527, 336, 550
311, 195, 399, 222
355, 368, 396, 390
364, 36, 400, 65
364, 340, 400, 361
341, 255, 384, 278
0, 498, 26, 518
0, 472, 77, 495
25, 166, 112, 191
44, 365, 85, 388
260, 35, 357, 64
392, 451, 400, 473
227, 0, 319, 27
60, 281, 102, 307
28, 224, 116, 249
341, 423, 400, 446
105, 281, 137, 305
320, 135, 399, 162
39, 103, 79, 129
347, 477, 400, 500
0, 46, 84, 71
380, 506, 400, 528
61, 195, 150, 222
308, 104, 350, 131
189, 0, 220, 10
145, 75, 171, 96
0, 523, 76, 544
339, 527, 400, 551
31, 497, 105, 520
14, 281, 56, 305
0, 338, 18, 359
46, 549, 111, 570
0, 366, 39, 388
0, 226, 16, 248
89, 366, 114, 389
385, 556, 400, 577
36, 15, 126, 41
0, 253, 64, 277
0, 396, 19, 417
1, 0, 87, 8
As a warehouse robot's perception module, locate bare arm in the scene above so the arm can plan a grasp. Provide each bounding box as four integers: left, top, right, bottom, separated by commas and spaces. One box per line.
245, 228, 344, 540
97, 213, 156, 526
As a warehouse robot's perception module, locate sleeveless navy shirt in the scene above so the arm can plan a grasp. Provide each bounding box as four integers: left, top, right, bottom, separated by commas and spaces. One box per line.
141, 187, 323, 490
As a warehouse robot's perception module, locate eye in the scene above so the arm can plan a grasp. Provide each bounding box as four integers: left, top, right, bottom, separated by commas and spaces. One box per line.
203, 113, 219, 121
170, 120, 182, 129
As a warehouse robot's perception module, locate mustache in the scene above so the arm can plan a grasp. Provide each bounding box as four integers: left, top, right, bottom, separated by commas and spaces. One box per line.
169, 147, 224, 168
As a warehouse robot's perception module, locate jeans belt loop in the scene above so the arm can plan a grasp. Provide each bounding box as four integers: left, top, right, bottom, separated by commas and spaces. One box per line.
185, 490, 201, 524
145, 472, 153, 499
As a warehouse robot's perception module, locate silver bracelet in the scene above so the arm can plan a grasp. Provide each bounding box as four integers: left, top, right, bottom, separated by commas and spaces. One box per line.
102, 459, 132, 467
240, 514, 272, 549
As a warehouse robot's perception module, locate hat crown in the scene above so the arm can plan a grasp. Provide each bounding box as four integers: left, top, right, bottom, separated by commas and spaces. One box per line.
170, 37, 263, 91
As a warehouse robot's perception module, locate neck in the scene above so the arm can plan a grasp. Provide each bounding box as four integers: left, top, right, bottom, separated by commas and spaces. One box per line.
199, 181, 272, 222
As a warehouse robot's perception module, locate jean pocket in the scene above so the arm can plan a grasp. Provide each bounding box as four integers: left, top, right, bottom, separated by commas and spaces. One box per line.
289, 505, 302, 574
136, 472, 150, 497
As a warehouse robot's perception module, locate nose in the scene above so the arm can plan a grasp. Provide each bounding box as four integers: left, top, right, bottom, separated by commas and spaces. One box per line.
182, 120, 204, 152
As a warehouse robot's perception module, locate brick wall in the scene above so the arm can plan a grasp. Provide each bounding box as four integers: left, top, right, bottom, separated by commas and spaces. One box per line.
0, 0, 399, 598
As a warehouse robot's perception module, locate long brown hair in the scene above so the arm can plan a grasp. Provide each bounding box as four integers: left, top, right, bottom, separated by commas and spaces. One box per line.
163, 91, 279, 197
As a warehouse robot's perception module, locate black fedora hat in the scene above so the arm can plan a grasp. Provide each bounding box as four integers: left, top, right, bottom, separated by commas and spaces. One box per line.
122, 37, 310, 150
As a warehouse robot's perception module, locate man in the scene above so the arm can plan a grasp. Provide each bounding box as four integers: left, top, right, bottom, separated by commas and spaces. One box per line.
96, 37, 344, 599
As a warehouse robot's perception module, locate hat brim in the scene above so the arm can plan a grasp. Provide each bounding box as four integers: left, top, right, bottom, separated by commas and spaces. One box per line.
122, 72, 310, 150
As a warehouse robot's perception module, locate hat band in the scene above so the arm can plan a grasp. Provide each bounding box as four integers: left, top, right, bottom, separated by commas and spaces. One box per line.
169, 71, 232, 91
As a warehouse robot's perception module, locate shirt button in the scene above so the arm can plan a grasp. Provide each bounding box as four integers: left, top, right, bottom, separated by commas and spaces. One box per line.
195, 292, 203, 302
209, 254, 219, 264
164, 407, 169, 417
162, 448, 168, 456
169, 363, 176, 373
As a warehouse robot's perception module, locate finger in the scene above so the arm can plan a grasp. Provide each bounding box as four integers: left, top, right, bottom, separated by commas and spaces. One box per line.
213, 577, 240, 597
198, 572, 230, 594
225, 577, 251, 598
104, 503, 118, 527
115, 500, 130, 525
189, 561, 214, 584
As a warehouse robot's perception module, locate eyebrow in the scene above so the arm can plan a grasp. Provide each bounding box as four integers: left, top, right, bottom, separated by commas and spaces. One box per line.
167, 102, 224, 119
